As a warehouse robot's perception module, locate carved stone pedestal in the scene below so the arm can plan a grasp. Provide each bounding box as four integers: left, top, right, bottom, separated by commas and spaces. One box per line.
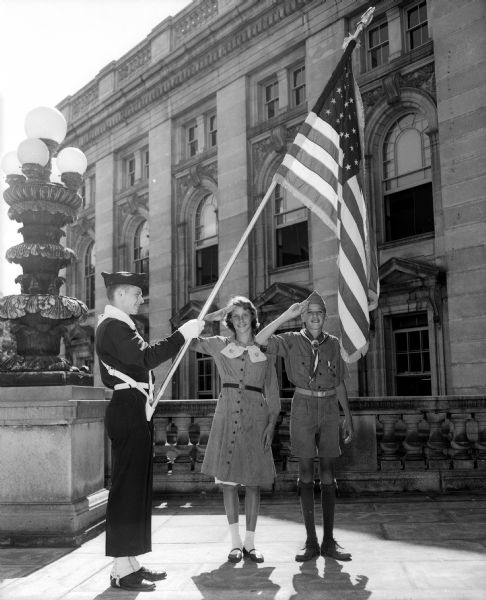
0, 385, 108, 547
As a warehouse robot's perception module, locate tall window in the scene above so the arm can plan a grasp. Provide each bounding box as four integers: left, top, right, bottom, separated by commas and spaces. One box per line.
127, 156, 136, 187
274, 184, 308, 267
406, 1, 429, 50
392, 313, 431, 395
88, 174, 96, 206
264, 80, 279, 119
383, 113, 433, 241
196, 353, 217, 399
367, 22, 389, 69
208, 114, 217, 148
80, 181, 87, 209
291, 65, 306, 108
187, 124, 198, 157
84, 242, 95, 310
143, 149, 149, 181
195, 194, 218, 286
133, 221, 149, 275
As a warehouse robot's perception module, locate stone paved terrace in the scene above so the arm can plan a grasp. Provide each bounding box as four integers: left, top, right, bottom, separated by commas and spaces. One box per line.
1, 492, 485, 600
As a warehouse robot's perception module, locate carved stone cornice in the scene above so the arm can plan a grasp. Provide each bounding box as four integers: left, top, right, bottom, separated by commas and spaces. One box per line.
173, 0, 218, 47
360, 63, 436, 112
64, 0, 314, 148
71, 214, 95, 238
71, 84, 99, 119
120, 192, 148, 217
175, 161, 218, 199
117, 43, 151, 83
251, 122, 301, 183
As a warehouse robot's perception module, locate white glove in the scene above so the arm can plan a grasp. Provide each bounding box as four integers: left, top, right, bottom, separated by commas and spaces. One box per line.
178, 319, 205, 341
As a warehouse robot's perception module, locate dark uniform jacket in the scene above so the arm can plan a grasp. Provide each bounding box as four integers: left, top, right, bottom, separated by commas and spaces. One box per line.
96, 305, 185, 557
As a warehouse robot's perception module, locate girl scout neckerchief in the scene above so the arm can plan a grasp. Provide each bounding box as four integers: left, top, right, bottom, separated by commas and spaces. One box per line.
300, 328, 329, 384
220, 339, 267, 362
97, 305, 154, 421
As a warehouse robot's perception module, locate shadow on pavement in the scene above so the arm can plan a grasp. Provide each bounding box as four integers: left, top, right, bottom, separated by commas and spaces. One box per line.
192, 559, 280, 599
289, 558, 371, 600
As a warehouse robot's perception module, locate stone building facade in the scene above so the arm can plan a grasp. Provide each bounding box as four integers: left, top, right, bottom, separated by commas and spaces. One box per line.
59, 0, 486, 399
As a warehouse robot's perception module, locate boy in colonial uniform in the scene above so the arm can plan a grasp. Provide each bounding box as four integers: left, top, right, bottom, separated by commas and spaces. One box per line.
96, 271, 203, 591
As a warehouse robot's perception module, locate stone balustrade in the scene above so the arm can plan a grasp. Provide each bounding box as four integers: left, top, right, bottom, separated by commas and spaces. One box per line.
151, 395, 486, 495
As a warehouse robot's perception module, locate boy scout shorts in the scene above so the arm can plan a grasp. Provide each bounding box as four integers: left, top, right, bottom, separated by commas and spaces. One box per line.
290, 392, 341, 458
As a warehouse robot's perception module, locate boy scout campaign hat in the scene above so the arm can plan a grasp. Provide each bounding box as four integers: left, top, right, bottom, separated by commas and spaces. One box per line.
101, 271, 147, 289
305, 290, 326, 311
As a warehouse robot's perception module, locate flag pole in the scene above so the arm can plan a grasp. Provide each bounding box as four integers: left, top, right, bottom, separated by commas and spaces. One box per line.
149, 179, 278, 415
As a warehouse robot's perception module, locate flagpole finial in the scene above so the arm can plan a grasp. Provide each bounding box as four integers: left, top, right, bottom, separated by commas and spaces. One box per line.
342, 6, 375, 49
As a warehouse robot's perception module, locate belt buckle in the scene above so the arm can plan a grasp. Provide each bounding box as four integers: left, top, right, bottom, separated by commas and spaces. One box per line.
238, 382, 244, 390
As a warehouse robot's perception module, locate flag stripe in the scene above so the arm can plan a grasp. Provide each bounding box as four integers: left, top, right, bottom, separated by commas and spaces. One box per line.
274, 171, 338, 234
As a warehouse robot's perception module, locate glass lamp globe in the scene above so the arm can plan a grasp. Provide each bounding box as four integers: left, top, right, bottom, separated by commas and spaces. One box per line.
56, 147, 87, 175
24, 106, 67, 144
1, 151, 22, 175
17, 138, 50, 166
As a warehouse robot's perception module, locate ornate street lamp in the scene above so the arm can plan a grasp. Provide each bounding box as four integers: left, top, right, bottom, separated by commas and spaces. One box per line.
0, 106, 92, 385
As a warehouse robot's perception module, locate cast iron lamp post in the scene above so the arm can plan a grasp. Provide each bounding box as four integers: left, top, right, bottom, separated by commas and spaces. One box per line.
0, 106, 92, 385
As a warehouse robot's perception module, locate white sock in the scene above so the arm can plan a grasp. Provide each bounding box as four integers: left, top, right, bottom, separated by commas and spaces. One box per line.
129, 556, 141, 571
244, 530, 255, 551
111, 557, 135, 583
229, 523, 242, 549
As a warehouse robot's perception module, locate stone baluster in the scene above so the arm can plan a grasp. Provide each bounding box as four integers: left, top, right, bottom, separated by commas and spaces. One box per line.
424, 412, 450, 469
173, 415, 191, 446
165, 420, 179, 474
474, 413, 486, 468
378, 414, 402, 470
402, 413, 426, 469
448, 412, 474, 469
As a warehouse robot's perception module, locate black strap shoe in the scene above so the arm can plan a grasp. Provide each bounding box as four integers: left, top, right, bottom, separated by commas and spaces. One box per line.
243, 547, 264, 563
110, 571, 156, 591
295, 541, 320, 562
138, 567, 167, 581
321, 539, 352, 561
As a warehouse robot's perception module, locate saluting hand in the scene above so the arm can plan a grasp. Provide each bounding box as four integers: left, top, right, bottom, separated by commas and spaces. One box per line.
283, 301, 308, 321
204, 306, 231, 322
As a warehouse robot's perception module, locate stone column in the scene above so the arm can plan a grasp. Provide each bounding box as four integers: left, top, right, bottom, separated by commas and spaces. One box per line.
148, 119, 175, 393
216, 76, 250, 302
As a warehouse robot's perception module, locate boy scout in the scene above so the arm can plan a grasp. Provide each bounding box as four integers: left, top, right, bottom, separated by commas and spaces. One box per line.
96, 271, 203, 591
255, 291, 354, 561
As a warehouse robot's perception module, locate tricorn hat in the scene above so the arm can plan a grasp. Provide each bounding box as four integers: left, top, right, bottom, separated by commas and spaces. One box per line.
101, 271, 147, 289
305, 290, 326, 311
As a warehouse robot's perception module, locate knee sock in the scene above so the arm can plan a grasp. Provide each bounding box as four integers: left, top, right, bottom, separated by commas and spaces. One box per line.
321, 483, 336, 544
244, 530, 255, 551
111, 557, 135, 582
229, 522, 242, 549
298, 479, 317, 545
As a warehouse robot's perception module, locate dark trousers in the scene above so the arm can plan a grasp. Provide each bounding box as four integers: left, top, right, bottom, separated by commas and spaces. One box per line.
105, 390, 154, 557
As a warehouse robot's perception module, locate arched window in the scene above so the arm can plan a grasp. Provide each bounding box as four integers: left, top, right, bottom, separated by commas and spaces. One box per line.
382, 112, 433, 241
273, 183, 308, 267
84, 242, 95, 310
133, 221, 149, 275
195, 194, 218, 286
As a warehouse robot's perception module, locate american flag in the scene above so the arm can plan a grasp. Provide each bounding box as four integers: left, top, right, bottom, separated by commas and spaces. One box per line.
273, 39, 379, 362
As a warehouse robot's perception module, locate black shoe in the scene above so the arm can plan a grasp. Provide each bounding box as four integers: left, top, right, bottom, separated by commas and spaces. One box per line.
138, 566, 167, 581
243, 547, 264, 563
321, 539, 352, 561
110, 571, 156, 591
295, 541, 320, 562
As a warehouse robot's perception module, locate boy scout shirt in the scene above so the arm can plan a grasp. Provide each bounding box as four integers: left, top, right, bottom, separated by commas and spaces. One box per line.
262, 330, 347, 391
